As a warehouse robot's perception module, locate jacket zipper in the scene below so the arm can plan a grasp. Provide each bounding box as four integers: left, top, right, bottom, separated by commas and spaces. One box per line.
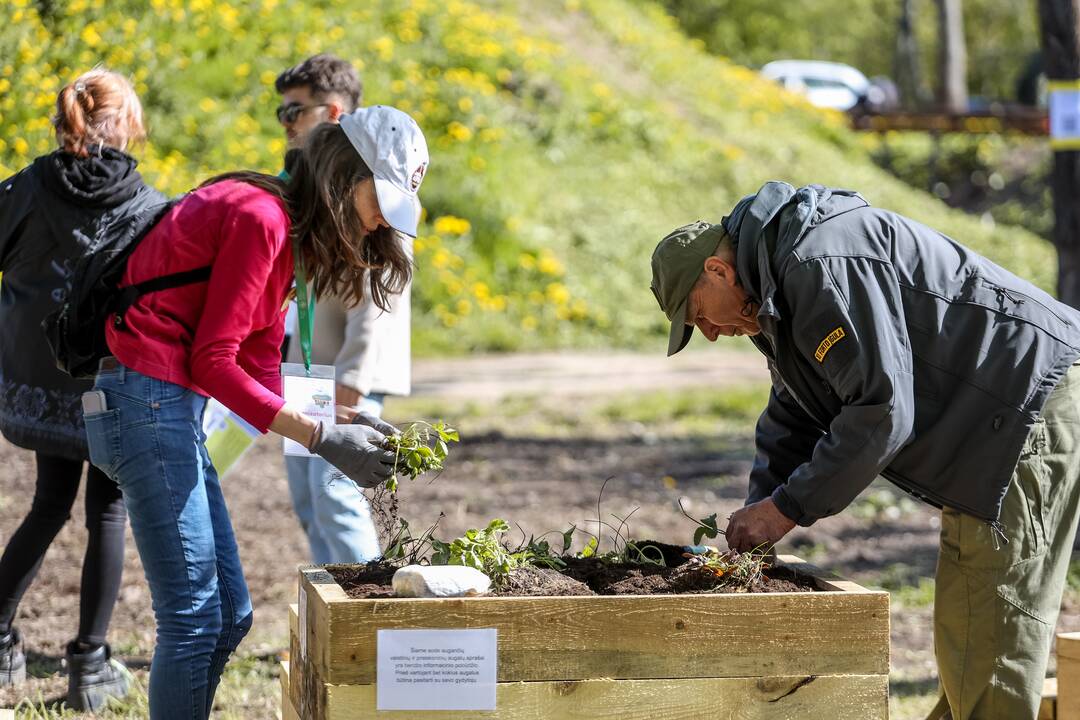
985, 280, 1072, 328
883, 469, 1009, 547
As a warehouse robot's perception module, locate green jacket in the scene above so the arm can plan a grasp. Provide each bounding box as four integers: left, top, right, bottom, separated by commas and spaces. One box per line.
728, 182, 1080, 528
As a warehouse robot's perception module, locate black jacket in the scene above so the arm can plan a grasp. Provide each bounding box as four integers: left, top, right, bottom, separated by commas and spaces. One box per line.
0, 149, 164, 459
728, 182, 1080, 527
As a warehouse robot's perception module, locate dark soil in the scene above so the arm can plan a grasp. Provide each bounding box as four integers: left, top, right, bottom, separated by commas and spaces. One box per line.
493, 565, 593, 596
327, 561, 398, 598
327, 541, 819, 599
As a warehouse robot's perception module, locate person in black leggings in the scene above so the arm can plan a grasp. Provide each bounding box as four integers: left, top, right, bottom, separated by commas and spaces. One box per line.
0, 68, 164, 710
0, 456, 126, 647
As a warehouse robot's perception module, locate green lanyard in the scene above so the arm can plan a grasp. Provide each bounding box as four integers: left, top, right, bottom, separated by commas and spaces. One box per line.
291, 236, 315, 375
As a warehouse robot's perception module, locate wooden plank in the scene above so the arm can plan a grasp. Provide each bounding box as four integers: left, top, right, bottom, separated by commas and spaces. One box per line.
319, 591, 888, 685
1042, 677, 1057, 720
323, 674, 888, 720
774, 555, 875, 593
288, 604, 303, 714
279, 661, 299, 720
299, 568, 341, 720
850, 109, 1048, 135
301, 560, 889, 686
1061, 633, 1080, 720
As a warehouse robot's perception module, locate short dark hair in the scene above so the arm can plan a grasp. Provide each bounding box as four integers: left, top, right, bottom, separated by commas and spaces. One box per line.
275, 54, 362, 111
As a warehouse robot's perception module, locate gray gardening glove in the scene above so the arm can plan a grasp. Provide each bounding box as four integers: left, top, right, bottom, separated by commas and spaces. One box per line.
311, 422, 395, 488
350, 411, 399, 437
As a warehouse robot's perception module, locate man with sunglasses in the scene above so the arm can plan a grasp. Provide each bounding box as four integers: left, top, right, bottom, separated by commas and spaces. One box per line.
275, 54, 360, 150
274, 54, 412, 564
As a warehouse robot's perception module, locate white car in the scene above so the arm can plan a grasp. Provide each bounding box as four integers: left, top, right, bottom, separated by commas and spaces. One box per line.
760, 60, 871, 111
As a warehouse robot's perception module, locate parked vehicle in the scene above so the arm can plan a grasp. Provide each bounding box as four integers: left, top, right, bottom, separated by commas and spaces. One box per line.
761, 60, 874, 111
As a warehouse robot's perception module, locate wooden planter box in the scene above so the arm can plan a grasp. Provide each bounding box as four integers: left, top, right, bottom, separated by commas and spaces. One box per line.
284, 556, 889, 719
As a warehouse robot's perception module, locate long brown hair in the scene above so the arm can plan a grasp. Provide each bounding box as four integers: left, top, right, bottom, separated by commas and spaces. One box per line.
199, 124, 411, 311
53, 68, 145, 157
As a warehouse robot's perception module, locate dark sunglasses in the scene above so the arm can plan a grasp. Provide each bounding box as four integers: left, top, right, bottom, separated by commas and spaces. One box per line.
276, 102, 329, 125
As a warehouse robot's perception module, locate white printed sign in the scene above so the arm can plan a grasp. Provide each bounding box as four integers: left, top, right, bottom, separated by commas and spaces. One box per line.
377, 629, 497, 711
1050, 81, 1080, 150
281, 363, 335, 457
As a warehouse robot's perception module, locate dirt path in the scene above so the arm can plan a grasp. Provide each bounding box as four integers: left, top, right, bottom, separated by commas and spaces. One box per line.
410, 347, 767, 400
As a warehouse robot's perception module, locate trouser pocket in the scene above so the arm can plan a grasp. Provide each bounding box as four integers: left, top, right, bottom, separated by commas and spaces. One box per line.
84, 409, 121, 478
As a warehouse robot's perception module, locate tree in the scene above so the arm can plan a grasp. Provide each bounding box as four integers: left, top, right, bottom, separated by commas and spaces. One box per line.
937, 0, 969, 112
895, 0, 933, 108
1039, 0, 1080, 307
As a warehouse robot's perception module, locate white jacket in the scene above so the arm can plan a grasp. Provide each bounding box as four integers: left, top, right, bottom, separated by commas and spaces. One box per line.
286, 279, 411, 397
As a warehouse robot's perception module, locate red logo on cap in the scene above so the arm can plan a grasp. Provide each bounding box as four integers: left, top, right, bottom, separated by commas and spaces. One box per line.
410, 163, 426, 192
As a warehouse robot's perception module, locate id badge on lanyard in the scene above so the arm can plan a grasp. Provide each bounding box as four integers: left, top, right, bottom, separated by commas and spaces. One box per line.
282, 237, 335, 457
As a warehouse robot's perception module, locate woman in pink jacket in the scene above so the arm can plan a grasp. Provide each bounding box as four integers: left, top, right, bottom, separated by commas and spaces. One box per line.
85, 106, 428, 720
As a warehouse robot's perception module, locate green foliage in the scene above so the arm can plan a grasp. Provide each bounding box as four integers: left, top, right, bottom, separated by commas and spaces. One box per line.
867, 132, 1052, 241
678, 497, 722, 546
1067, 554, 1080, 593
655, 0, 1040, 103
0, 0, 1056, 355
429, 519, 567, 584
431, 519, 517, 578
381, 421, 459, 491
382, 514, 445, 565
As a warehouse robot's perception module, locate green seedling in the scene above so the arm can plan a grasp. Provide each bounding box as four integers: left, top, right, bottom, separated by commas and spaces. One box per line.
678, 498, 723, 546
431, 519, 517, 582
382, 421, 460, 491
383, 513, 445, 566
428, 519, 569, 586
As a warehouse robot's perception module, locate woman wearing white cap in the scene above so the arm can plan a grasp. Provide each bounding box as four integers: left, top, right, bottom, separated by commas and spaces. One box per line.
83, 106, 428, 719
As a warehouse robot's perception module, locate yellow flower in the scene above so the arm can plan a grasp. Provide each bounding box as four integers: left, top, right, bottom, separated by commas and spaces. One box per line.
521, 316, 538, 330
12, 137, 29, 156
446, 121, 472, 142
198, 97, 217, 113
81, 25, 102, 47
234, 63, 251, 79
370, 35, 394, 61
458, 96, 473, 113
537, 252, 563, 276
433, 216, 471, 235
545, 282, 570, 305
518, 253, 535, 270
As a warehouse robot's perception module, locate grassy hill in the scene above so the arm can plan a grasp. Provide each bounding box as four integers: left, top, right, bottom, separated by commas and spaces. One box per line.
0, 0, 1057, 355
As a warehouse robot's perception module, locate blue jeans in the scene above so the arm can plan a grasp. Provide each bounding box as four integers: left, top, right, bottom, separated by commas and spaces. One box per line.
85, 362, 252, 720
285, 394, 383, 563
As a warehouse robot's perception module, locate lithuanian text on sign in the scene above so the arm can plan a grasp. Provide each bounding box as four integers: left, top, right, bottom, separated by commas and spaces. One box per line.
377, 628, 497, 710
1049, 80, 1080, 150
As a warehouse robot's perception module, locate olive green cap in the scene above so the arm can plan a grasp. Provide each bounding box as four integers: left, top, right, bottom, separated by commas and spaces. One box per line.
650, 221, 727, 356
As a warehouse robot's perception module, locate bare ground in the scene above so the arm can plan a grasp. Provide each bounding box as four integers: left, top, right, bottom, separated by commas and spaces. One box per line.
0, 348, 1076, 717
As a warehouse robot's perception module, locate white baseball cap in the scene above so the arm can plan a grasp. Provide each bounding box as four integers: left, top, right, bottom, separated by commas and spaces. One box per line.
339, 105, 429, 237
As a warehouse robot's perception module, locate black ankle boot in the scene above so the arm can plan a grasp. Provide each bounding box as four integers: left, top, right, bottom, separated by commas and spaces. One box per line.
65, 640, 130, 711
0, 629, 26, 686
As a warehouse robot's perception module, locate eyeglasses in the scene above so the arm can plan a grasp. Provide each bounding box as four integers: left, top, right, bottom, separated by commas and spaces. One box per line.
276, 102, 330, 125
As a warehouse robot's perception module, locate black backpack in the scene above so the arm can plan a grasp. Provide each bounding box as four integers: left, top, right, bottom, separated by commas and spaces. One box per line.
42, 199, 212, 379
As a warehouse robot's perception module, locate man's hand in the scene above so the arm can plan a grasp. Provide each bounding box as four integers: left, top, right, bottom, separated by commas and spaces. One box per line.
726, 498, 796, 553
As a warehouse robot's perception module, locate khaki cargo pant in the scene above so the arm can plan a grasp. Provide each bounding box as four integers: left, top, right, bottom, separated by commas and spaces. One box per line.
926, 363, 1080, 720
